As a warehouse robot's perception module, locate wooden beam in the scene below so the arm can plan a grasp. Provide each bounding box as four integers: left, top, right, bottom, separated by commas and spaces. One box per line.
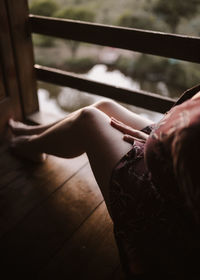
6, 0, 39, 117
35, 64, 175, 113
29, 15, 200, 64
0, 0, 23, 134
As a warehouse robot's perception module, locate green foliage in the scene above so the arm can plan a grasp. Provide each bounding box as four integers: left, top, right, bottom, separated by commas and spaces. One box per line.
55, 6, 95, 22
132, 54, 200, 93
153, 0, 200, 32
165, 62, 200, 91
116, 11, 168, 32
117, 11, 152, 29
30, 0, 59, 47
29, 0, 58, 16
63, 57, 98, 73
112, 55, 134, 76
34, 51, 58, 67
55, 6, 96, 57
38, 81, 61, 99
32, 34, 56, 48
178, 16, 200, 37
112, 54, 200, 96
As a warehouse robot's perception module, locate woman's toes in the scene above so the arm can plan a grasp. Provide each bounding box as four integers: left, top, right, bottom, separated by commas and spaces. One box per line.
10, 135, 29, 147
9, 119, 22, 133
9, 135, 46, 163
8, 119, 31, 136
8, 118, 16, 129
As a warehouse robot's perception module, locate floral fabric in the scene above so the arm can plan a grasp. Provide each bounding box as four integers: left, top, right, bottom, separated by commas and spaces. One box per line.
109, 84, 200, 276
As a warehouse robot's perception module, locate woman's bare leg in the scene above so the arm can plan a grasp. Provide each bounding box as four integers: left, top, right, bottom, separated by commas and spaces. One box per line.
11, 106, 135, 214
9, 100, 153, 136
8, 111, 80, 136
94, 100, 154, 130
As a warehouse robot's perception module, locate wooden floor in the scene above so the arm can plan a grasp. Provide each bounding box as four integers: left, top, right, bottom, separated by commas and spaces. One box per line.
0, 144, 124, 279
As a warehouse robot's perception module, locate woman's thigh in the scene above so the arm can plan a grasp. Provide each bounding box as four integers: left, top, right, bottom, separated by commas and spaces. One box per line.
93, 99, 154, 130
79, 107, 133, 214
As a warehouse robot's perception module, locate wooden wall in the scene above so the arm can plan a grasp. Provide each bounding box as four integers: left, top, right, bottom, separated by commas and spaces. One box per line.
0, 0, 39, 137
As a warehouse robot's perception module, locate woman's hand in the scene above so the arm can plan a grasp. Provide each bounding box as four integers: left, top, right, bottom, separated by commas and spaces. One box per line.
110, 117, 149, 144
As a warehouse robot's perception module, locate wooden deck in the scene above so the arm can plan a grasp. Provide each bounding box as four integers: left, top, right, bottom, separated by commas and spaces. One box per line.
0, 143, 124, 279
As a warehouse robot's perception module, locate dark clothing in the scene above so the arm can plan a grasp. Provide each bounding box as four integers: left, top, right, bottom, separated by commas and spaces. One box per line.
109, 84, 200, 277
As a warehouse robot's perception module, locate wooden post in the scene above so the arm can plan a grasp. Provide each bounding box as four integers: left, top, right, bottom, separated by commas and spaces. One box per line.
0, 0, 23, 135
6, 0, 39, 117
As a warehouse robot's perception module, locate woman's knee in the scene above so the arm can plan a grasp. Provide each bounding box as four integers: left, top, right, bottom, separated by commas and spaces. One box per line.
77, 106, 111, 137
76, 106, 110, 149
79, 106, 100, 120
77, 106, 106, 128
93, 99, 118, 113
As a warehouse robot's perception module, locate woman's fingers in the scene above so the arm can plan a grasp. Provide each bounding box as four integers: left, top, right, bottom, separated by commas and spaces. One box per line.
123, 134, 146, 144
123, 135, 135, 144
111, 117, 135, 134
110, 117, 149, 140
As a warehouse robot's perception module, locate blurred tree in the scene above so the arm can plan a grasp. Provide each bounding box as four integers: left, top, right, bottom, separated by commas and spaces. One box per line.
55, 6, 95, 23
153, 0, 200, 33
132, 54, 200, 94
30, 0, 59, 47
116, 11, 168, 32
55, 7, 95, 57
29, 0, 58, 16
177, 16, 200, 37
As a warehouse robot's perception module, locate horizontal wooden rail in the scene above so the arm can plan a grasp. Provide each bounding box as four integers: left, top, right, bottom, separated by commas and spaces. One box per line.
29, 15, 200, 64
35, 64, 175, 113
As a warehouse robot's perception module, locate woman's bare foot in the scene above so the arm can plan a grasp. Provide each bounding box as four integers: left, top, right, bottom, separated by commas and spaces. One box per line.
8, 119, 49, 136
10, 135, 47, 163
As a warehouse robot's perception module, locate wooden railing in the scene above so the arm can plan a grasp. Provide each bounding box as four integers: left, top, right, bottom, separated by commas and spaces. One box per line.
29, 15, 200, 113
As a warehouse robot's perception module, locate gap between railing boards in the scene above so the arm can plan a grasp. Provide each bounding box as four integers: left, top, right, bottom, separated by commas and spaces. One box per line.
34, 64, 175, 114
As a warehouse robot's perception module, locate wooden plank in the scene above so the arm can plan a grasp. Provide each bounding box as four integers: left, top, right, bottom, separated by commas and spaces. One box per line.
0, 164, 103, 277
6, 0, 39, 116
0, 152, 87, 238
38, 202, 119, 280
110, 265, 126, 280
0, 0, 23, 135
0, 150, 24, 189
35, 64, 175, 113
29, 15, 200, 64
0, 64, 6, 101
27, 111, 66, 125
0, 98, 14, 139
